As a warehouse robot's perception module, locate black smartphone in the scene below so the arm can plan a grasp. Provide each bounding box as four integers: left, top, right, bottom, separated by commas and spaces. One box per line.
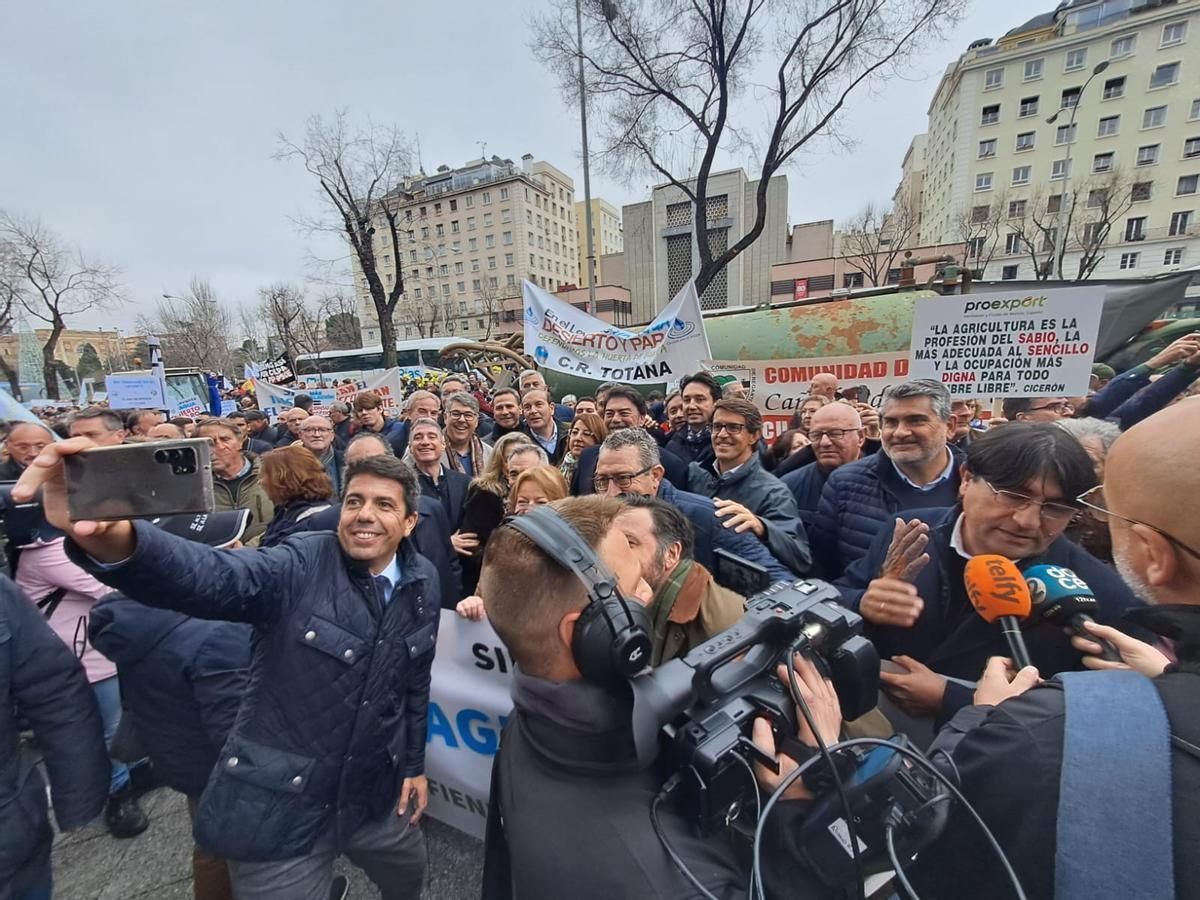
64, 439, 215, 522
713, 547, 772, 599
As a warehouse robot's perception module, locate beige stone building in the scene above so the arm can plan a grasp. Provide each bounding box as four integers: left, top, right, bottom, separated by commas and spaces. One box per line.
354, 154, 581, 345
0, 328, 140, 372
915, 0, 1200, 310
573, 198, 623, 288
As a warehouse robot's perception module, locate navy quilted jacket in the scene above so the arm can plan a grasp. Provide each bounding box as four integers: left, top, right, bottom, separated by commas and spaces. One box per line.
67, 522, 440, 862
811, 447, 964, 579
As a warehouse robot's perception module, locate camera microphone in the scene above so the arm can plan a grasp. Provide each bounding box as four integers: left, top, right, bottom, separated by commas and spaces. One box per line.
1023, 564, 1121, 662
964, 555, 1034, 671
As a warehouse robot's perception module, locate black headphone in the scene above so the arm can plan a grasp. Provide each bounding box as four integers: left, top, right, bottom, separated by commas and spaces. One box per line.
503, 506, 653, 686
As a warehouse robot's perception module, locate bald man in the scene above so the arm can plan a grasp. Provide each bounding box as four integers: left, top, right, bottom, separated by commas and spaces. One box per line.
910, 402, 1200, 899
781, 403, 865, 528
809, 373, 839, 401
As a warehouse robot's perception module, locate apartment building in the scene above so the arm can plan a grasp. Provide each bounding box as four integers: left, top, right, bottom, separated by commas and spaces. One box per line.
917, 0, 1200, 306
574, 198, 624, 288
893, 134, 929, 243
622, 168, 790, 322
355, 154, 580, 345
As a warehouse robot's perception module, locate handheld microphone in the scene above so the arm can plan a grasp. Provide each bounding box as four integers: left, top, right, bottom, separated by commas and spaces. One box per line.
964, 555, 1034, 671
1023, 564, 1121, 663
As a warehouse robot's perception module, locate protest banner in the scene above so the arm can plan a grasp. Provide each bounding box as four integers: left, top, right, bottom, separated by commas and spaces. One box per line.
705, 351, 911, 441
523, 279, 710, 384
423, 612, 513, 839
253, 368, 404, 420
171, 395, 206, 418
257, 355, 296, 385
105, 374, 167, 410
908, 286, 1104, 398
219, 399, 237, 416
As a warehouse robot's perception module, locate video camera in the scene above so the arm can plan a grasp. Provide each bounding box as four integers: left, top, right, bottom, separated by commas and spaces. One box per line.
632, 578, 952, 889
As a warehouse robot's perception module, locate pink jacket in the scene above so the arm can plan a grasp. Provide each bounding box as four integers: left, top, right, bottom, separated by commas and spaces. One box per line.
15, 538, 118, 684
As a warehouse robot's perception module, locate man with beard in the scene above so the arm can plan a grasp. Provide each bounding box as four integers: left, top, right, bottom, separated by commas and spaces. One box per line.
442, 392, 492, 477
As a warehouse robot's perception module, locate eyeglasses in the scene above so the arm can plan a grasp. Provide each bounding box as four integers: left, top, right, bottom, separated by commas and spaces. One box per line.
810, 429, 861, 443
983, 480, 1079, 523
593, 464, 654, 492
1027, 401, 1074, 415
710, 422, 749, 435
1077, 485, 1200, 562
299, 427, 333, 434
447, 410, 477, 421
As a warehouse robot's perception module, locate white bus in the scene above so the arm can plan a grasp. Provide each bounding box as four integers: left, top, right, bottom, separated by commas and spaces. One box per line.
292, 338, 467, 386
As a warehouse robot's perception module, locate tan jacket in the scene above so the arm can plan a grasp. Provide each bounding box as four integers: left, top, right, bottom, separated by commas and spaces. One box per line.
211, 452, 274, 545
653, 561, 745, 666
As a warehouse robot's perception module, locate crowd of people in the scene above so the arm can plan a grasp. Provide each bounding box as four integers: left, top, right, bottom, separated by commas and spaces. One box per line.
0, 332, 1198, 900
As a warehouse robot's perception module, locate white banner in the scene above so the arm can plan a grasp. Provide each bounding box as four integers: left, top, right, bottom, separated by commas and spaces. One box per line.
705, 352, 912, 441
908, 286, 1104, 398
423, 611, 514, 838
252, 368, 404, 421
523, 279, 711, 383
105, 373, 167, 410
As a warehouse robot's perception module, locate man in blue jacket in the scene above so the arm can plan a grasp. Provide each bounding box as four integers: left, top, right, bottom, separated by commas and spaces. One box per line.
1, 575, 110, 900
593, 428, 794, 588
835, 422, 1142, 725
16, 446, 440, 900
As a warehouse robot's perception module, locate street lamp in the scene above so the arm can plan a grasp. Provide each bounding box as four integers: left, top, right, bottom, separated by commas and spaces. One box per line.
1044, 60, 1109, 279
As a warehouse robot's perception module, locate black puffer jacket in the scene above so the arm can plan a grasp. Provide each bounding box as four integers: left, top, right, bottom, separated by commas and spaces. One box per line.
0, 576, 108, 888
67, 522, 441, 862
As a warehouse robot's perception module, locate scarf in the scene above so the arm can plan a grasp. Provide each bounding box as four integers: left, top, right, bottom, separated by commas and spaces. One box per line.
559, 451, 578, 483
682, 425, 711, 446
444, 430, 488, 476
648, 558, 711, 666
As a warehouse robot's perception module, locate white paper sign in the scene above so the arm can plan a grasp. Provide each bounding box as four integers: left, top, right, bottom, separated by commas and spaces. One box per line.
523, 279, 711, 383
254, 369, 404, 421
105, 374, 166, 409
908, 286, 1104, 398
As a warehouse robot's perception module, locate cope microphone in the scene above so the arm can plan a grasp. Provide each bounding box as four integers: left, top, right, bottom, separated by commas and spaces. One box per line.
964, 555, 1034, 671
1024, 564, 1121, 663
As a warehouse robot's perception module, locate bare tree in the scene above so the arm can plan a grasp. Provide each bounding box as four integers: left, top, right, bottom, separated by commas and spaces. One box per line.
954, 191, 1006, 276
138, 277, 235, 372
258, 282, 313, 360
1069, 171, 1136, 280
0, 239, 23, 397
840, 202, 919, 286
534, 0, 964, 295
0, 211, 124, 399
276, 111, 413, 367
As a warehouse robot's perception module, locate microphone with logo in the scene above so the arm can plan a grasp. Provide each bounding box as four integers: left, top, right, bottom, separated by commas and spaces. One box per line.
964, 554, 1034, 671
1023, 564, 1122, 662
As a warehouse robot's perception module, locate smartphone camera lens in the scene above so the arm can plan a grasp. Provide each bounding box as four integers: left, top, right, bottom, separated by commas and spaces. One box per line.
154, 449, 169, 464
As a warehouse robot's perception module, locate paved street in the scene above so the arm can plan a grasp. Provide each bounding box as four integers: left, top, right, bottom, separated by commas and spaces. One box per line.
52, 789, 484, 900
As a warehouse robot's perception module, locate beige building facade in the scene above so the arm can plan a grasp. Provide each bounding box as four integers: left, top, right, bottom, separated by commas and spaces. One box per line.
916, 0, 1200, 301
0, 328, 139, 372
355, 154, 580, 345
574, 198, 623, 288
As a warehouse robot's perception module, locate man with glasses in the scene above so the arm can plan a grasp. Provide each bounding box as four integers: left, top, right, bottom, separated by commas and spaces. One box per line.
298, 415, 343, 497
0, 422, 54, 479
907, 403, 1200, 899
594, 428, 793, 591
1001, 396, 1074, 422
782, 403, 866, 528
837, 422, 1141, 724
685, 399, 811, 576
442, 391, 491, 477
813, 379, 965, 578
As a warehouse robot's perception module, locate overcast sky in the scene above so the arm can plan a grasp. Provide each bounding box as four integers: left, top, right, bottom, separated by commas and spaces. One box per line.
1, 0, 1052, 332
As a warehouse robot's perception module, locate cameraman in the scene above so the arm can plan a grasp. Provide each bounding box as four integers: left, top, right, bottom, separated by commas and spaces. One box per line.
478, 496, 840, 900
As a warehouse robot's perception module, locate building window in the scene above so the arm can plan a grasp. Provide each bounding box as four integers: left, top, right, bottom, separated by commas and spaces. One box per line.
449, 199, 457, 211
1061, 86, 1081, 109
843, 272, 865, 289
500, 208, 513, 224
1065, 48, 1086, 72
483, 213, 493, 227
1143, 106, 1167, 129
1170, 211, 1193, 235
1019, 96, 1039, 118
502, 231, 513, 245
981, 104, 1000, 126
1185, 137, 1200, 159
1137, 145, 1160, 166
985, 67, 1004, 90
450, 220, 460, 233
454, 261, 464, 274
1132, 181, 1153, 201
1164, 247, 1184, 265
1162, 21, 1187, 47
970, 204, 990, 224
1093, 152, 1114, 173
979, 138, 997, 158
1087, 188, 1109, 208
1179, 175, 1199, 196
1012, 165, 1031, 185
1051, 159, 1071, 180
1119, 252, 1139, 270
465, 196, 474, 208
1102, 76, 1126, 100
1002, 264, 1019, 280
1191, 99, 1200, 120
1005, 232, 1022, 254
966, 237, 986, 258
481, 191, 492, 204
1125, 217, 1147, 241
1023, 58, 1044, 81
1055, 123, 1077, 145
1047, 194, 1063, 214
504, 253, 514, 266
1015, 131, 1035, 151
1082, 221, 1106, 244
467, 217, 476, 230
1150, 62, 1180, 90
1098, 115, 1120, 137
975, 172, 994, 192
456, 281, 466, 294
487, 256, 497, 270
1110, 35, 1136, 58
1008, 199, 1027, 218
499, 187, 509, 200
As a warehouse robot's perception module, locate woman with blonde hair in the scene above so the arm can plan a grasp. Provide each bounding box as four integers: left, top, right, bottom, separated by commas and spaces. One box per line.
507, 465, 569, 515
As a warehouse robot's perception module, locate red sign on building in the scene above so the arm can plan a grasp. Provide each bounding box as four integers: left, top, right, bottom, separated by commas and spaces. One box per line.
793, 279, 809, 301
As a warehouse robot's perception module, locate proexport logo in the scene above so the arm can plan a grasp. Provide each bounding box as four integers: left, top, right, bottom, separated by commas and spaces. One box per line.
964, 295, 1046, 314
